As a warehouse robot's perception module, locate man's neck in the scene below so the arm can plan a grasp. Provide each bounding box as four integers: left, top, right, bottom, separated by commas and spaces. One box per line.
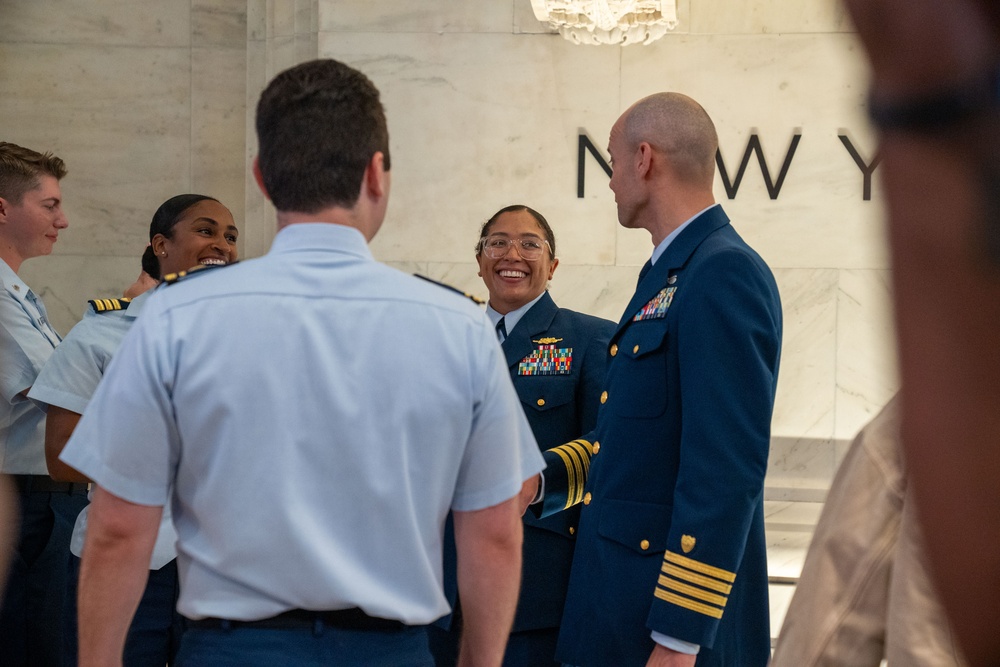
0, 243, 24, 274
276, 207, 374, 241
645, 190, 716, 247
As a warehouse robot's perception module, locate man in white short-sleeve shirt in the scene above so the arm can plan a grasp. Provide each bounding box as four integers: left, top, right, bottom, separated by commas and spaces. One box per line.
61, 59, 544, 667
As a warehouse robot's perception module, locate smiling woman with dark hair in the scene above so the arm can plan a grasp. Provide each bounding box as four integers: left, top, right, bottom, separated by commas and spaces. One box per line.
27, 194, 238, 667
430, 205, 615, 667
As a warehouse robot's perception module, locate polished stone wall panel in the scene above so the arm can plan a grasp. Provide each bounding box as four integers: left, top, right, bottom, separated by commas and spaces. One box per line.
318, 32, 622, 266
835, 268, 898, 442
192, 46, 248, 237
0, 43, 192, 258
690, 0, 852, 35
0, 1, 190, 47
319, 1, 514, 34
193, 0, 249, 47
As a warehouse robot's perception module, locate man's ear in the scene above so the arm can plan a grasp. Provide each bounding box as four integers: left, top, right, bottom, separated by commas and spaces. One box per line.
637, 142, 654, 178
251, 156, 271, 201
363, 151, 388, 199
0, 196, 10, 223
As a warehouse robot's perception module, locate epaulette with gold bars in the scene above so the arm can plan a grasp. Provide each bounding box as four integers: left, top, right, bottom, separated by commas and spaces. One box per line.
88, 297, 131, 313
413, 273, 485, 305
162, 262, 234, 286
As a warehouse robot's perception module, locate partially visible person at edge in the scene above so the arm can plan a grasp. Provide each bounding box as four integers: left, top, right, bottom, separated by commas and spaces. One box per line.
59, 58, 544, 667
529, 93, 782, 667
429, 205, 615, 666
27, 194, 239, 667
0, 141, 85, 667
771, 395, 967, 667
842, 1, 1000, 664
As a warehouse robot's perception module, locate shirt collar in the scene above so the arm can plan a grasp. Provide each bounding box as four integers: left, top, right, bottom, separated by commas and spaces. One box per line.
486, 291, 546, 335
0, 257, 30, 301
269, 222, 374, 261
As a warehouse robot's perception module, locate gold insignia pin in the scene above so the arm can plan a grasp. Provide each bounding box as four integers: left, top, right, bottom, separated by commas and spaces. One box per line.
681, 535, 696, 553
533, 337, 563, 344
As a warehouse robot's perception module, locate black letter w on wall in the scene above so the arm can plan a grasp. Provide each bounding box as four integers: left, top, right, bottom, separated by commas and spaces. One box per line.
716, 133, 802, 200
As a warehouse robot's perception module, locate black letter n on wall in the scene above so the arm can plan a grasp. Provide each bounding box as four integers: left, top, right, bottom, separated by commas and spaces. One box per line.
578, 134, 612, 198
716, 133, 802, 200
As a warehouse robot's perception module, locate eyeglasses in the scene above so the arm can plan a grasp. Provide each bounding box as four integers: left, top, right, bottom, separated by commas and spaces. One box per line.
478, 235, 552, 261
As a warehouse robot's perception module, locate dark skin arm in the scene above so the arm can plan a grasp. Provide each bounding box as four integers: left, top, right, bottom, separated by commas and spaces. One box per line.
45, 406, 89, 483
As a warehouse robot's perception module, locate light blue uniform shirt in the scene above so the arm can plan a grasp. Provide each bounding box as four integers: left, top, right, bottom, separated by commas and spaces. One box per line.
28, 290, 177, 569
62, 222, 544, 624
0, 258, 61, 473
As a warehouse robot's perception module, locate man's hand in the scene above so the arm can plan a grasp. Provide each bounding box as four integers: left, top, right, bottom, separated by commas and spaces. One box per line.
646, 643, 697, 667
518, 474, 540, 515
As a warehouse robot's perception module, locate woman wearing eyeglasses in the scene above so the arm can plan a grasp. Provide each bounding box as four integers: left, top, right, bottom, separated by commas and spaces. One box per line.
430, 205, 615, 666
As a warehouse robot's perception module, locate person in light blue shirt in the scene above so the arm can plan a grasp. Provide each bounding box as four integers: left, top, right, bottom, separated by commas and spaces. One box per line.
61, 59, 543, 667
28, 193, 239, 667
0, 141, 84, 667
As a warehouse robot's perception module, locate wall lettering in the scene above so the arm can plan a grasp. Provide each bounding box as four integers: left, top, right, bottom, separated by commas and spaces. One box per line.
576, 131, 880, 201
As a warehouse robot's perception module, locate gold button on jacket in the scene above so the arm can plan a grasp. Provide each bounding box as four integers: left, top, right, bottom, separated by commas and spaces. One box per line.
600, 391, 608, 404
583, 492, 592, 505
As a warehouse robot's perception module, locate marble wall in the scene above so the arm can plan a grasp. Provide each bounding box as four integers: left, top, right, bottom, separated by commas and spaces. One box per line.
1, 0, 897, 496
2, 0, 248, 332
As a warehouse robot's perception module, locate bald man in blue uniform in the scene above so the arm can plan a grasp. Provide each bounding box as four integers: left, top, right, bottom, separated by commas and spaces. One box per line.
534, 94, 782, 667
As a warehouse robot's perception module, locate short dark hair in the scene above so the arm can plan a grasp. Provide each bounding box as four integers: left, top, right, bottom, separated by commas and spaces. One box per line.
0, 142, 67, 204
141, 194, 219, 280
477, 205, 556, 258
255, 59, 390, 214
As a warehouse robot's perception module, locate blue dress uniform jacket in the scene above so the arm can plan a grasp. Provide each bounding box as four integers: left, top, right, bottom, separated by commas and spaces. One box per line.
503, 292, 614, 635
538, 206, 782, 667
432, 293, 614, 665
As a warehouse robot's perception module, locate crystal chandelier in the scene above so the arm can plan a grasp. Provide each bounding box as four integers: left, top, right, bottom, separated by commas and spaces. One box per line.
530, 0, 678, 46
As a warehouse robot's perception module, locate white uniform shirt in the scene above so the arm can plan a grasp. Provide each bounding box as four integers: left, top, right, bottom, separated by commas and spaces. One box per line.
62, 222, 544, 624
0, 258, 61, 473
28, 290, 178, 569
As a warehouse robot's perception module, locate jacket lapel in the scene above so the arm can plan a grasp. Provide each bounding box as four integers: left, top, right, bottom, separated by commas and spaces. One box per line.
614, 206, 731, 338
502, 291, 559, 369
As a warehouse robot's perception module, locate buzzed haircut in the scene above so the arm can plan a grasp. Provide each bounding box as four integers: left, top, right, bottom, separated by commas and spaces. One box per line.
0, 142, 67, 204
623, 93, 718, 187
255, 59, 391, 214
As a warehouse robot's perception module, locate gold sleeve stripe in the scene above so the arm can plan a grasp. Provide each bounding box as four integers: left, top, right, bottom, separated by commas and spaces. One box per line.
661, 563, 733, 595
654, 588, 724, 619
664, 551, 736, 583
549, 446, 582, 509
549, 440, 593, 508
657, 575, 728, 607
565, 440, 593, 505
566, 440, 592, 477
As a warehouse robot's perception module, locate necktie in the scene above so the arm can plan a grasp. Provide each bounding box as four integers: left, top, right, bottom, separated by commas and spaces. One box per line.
496, 317, 507, 342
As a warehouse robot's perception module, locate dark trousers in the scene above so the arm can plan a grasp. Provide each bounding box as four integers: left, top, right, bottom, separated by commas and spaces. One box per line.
0, 486, 87, 667
64, 556, 185, 666
428, 622, 560, 667
176, 624, 434, 667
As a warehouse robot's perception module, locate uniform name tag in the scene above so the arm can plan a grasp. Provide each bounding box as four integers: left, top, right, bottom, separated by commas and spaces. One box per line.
633, 287, 676, 321
518, 346, 573, 376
